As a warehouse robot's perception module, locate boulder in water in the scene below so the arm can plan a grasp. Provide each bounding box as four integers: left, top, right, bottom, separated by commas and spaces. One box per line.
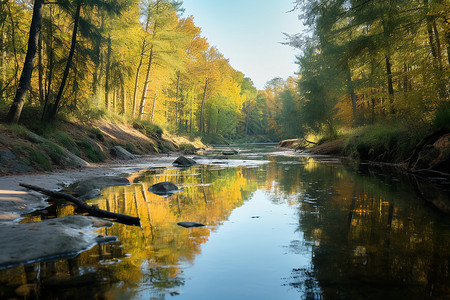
177, 222, 205, 228
149, 181, 181, 196
222, 150, 238, 155
172, 156, 196, 167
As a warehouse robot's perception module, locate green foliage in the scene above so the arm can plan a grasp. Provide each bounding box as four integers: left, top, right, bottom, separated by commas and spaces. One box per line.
133, 121, 163, 138
433, 103, 450, 129
125, 142, 137, 154
178, 143, 196, 154
12, 144, 52, 171
42, 141, 66, 165
79, 139, 106, 162
343, 124, 424, 162
74, 109, 107, 123
52, 132, 81, 156
29, 149, 52, 171
90, 128, 105, 141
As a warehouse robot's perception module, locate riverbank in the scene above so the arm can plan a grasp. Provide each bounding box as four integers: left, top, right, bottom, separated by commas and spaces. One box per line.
0, 118, 204, 175
278, 124, 450, 177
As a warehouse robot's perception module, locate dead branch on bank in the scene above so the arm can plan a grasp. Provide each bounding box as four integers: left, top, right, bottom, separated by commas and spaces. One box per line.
20, 183, 141, 226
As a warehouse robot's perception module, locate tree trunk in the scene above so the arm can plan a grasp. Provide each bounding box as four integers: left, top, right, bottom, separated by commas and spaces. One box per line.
138, 46, 154, 119
175, 71, 180, 125
38, 29, 44, 105
6, 0, 44, 124
0, 26, 5, 100
42, 6, 54, 120
122, 86, 126, 115
345, 60, 357, 123
444, 14, 450, 66
200, 79, 208, 133
47, 0, 81, 121
138, 97, 145, 121
385, 55, 394, 113
151, 92, 157, 122
112, 88, 116, 113
104, 35, 111, 110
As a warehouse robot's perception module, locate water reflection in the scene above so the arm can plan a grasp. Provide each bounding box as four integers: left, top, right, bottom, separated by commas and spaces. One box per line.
1, 148, 449, 299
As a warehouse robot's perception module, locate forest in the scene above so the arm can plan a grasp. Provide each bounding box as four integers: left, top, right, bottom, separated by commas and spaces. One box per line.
0, 0, 449, 145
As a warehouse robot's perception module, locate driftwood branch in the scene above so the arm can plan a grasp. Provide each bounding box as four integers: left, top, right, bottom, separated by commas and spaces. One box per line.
20, 183, 141, 226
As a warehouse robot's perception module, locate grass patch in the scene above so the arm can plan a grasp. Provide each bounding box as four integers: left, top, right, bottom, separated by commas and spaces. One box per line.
52, 132, 81, 156
133, 121, 163, 139
29, 149, 52, 171
79, 139, 106, 162
343, 124, 426, 162
125, 142, 137, 154
89, 128, 105, 141
178, 143, 196, 154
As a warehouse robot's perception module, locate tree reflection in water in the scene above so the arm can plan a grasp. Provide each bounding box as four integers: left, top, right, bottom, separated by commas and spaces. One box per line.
1, 150, 449, 299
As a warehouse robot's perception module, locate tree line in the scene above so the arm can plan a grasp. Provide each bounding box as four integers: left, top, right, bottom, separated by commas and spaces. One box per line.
265, 0, 449, 140
0, 0, 272, 141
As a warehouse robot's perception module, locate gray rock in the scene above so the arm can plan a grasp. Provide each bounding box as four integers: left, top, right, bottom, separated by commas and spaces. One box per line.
148, 181, 181, 196
173, 156, 196, 167
0, 149, 36, 173
177, 221, 205, 228
0, 215, 113, 269
110, 146, 136, 160
222, 150, 238, 155
71, 176, 130, 200
62, 150, 89, 168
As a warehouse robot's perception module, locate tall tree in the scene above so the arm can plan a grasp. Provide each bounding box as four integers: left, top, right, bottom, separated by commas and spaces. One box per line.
6, 0, 44, 124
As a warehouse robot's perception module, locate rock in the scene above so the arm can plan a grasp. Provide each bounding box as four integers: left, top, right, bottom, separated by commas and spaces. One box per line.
173, 156, 196, 167
62, 150, 89, 168
71, 176, 130, 200
0, 215, 114, 269
148, 181, 181, 196
177, 221, 205, 228
222, 150, 238, 155
0, 148, 36, 173
110, 146, 136, 160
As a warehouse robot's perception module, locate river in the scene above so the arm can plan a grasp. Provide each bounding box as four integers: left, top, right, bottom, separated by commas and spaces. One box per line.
1, 145, 449, 299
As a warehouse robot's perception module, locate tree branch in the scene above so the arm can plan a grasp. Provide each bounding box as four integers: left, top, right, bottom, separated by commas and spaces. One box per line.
20, 183, 141, 226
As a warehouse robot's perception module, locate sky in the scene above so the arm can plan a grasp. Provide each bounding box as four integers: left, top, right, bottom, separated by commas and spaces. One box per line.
181, 0, 303, 90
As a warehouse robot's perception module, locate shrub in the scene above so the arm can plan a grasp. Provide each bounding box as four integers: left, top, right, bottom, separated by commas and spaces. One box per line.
79, 139, 106, 162
433, 102, 450, 129
178, 143, 196, 154
125, 142, 137, 154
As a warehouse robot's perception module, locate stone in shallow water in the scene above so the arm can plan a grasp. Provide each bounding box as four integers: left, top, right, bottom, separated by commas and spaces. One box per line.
177, 222, 205, 228
172, 156, 196, 167
148, 181, 181, 196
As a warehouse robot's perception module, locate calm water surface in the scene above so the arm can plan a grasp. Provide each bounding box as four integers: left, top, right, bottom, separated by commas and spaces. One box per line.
1, 145, 450, 299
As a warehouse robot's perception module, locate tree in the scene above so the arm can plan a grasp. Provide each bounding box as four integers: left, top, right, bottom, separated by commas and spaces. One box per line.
6, 0, 44, 124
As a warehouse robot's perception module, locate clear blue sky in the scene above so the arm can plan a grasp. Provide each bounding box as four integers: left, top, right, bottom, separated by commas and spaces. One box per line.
181, 0, 302, 90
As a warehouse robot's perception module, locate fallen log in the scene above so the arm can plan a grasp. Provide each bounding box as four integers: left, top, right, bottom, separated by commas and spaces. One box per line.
20, 183, 141, 226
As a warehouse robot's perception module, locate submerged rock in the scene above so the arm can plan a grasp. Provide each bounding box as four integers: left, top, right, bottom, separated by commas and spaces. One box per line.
172, 156, 196, 167
177, 221, 205, 228
148, 181, 181, 196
